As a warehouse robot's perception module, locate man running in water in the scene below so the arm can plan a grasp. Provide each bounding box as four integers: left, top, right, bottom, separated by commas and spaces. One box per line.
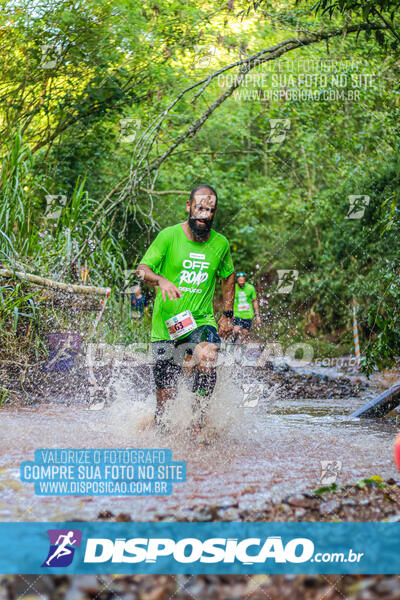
233, 272, 261, 344
137, 184, 235, 430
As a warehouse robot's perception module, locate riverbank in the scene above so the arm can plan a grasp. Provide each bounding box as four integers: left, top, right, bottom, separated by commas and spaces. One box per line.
1, 573, 400, 600
0, 345, 371, 407
148, 477, 400, 523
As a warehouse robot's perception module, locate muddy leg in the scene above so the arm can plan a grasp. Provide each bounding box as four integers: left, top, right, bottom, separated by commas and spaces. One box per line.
241, 327, 249, 345
191, 342, 219, 427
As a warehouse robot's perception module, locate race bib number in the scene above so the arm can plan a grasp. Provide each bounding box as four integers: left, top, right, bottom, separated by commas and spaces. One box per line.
238, 303, 251, 312
165, 310, 197, 340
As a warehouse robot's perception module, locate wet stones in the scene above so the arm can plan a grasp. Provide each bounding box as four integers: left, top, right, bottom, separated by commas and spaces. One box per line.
285, 494, 320, 509
319, 500, 340, 515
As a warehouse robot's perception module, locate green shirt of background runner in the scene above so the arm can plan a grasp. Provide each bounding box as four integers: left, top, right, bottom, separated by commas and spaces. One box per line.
234, 282, 256, 320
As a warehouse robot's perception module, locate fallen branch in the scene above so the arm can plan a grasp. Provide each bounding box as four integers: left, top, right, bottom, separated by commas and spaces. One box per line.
0, 269, 111, 296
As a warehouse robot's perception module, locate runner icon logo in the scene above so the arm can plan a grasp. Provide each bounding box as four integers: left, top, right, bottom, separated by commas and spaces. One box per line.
320, 460, 342, 485
276, 270, 298, 294
42, 529, 82, 567
241, 383, 264, 408
346, 195, 370, 220
267, 118, 291, 145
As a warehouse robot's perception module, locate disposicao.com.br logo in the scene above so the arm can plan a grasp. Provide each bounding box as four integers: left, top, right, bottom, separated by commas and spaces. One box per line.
42, 529, 82, 567
82, 536, 363, 565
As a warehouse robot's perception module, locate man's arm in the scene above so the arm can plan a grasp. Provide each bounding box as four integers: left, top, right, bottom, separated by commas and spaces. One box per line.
136, 264, 182, 302
252, 298, 262, 326
217, 272, 235, 338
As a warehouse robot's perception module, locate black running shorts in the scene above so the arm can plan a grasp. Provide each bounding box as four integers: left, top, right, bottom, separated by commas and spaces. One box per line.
152, 325, 220, 390
233, 317, 253, 330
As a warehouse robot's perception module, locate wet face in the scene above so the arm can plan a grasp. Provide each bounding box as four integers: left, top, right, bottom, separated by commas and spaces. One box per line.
187, 190, 217, 240
237, 276, 246, 287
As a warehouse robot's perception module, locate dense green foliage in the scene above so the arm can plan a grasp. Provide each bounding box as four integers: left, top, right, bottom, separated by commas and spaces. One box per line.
0, 0, 399, 375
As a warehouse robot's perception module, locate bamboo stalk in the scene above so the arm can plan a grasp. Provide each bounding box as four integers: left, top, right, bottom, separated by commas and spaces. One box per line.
0, 269, 111, 296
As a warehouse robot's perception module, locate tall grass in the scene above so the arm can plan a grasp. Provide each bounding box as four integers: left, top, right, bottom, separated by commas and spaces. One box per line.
0, 132, 138, 403
0, 130, 34, 265
0, 131, 125, 285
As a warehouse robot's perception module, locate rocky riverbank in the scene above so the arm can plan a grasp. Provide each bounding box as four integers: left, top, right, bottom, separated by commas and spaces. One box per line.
2, 570, 400, 599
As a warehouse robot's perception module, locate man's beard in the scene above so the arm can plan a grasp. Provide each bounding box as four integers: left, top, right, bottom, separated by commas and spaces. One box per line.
188, 214, 213, 241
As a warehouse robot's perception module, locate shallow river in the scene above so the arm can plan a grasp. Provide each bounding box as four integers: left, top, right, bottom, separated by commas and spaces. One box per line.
0, 362, 398, 522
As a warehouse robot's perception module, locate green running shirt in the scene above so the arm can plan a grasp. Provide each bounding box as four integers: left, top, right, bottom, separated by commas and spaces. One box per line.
234, 282, 256, 319
139, 223, 234, 341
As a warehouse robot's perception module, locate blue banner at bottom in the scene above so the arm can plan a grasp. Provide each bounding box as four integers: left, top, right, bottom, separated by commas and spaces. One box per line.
0, 522, 398, 574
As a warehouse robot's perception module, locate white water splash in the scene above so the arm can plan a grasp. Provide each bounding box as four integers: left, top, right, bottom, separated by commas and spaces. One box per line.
97, 356, 254, 444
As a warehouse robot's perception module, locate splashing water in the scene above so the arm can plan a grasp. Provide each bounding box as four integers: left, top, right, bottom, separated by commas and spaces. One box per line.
100, 356, 254, 444
0, 349, 398, 521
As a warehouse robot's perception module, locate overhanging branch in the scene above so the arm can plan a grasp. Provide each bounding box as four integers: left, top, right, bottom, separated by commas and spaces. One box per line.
71, 21, 387, 266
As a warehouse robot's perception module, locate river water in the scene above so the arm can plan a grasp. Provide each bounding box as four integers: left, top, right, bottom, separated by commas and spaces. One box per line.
0, 357, 398, 522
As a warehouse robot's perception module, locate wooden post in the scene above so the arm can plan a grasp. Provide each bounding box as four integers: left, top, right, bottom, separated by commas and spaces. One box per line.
352, 297, 361, 368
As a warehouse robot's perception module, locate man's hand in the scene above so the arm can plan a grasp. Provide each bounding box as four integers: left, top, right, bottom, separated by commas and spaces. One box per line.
136, 264, 182, 302
252, 298, 262, 328
217, 314, 234, 339
158, 277, 182, 302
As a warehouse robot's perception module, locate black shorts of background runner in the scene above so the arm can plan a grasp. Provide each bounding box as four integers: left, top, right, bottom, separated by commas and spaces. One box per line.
233, 317, 253, 330
152, 325, 220, 390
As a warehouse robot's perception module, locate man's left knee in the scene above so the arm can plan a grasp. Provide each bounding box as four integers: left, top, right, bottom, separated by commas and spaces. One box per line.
193, 341, 218, 371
